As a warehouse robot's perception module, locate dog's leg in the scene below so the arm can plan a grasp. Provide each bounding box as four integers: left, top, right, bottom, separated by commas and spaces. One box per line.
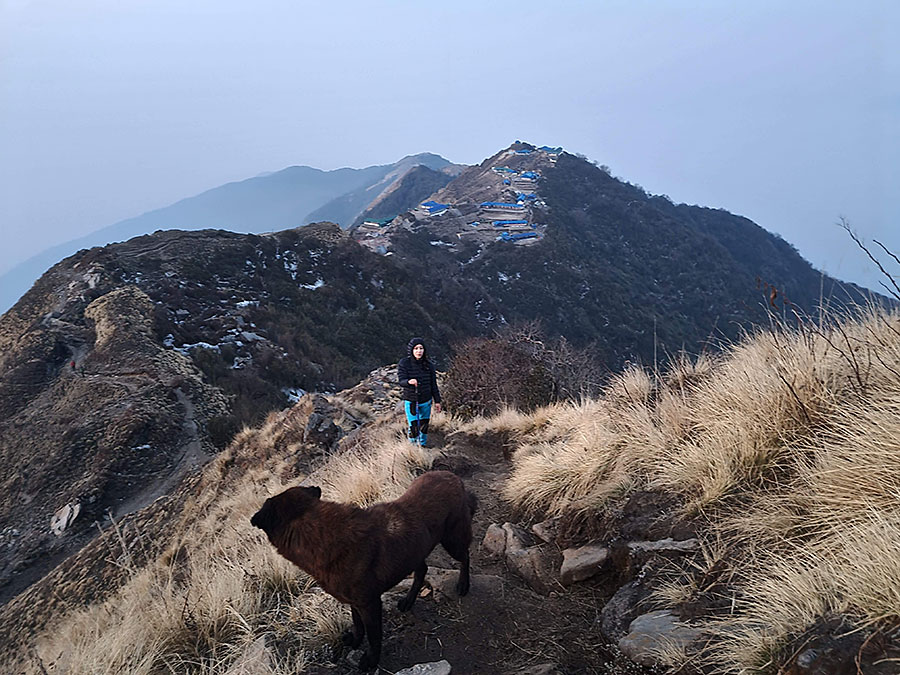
398, 561, 427, 611
442, 521, 473, 597
341, 606, 365, 648
455, 549, 471, 596
356, 598, 383, 671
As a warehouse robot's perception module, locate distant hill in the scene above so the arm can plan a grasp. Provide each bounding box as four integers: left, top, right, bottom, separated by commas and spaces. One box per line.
353, 164, 456, 227
305, 153, 457, 226
0, 153, 460, 313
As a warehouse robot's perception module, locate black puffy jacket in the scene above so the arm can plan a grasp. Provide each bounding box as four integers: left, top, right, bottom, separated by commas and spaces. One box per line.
397, 339, 441, 404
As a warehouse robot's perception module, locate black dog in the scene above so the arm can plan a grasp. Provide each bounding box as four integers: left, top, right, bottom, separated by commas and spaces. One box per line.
251, 470, 477, 670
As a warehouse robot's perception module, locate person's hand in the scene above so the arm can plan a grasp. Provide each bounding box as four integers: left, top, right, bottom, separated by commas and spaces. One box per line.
408, 378, 418, 386
434, 403, 441, 413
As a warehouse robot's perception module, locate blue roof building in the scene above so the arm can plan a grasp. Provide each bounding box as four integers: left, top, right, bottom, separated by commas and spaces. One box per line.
480, 201, 525, 210
500, 232, 539, 242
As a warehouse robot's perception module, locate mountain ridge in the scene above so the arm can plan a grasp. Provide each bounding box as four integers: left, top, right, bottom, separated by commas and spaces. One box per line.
0, 153, 461, 313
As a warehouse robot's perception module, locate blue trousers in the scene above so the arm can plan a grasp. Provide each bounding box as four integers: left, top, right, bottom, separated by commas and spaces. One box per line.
404, 399, 432, 444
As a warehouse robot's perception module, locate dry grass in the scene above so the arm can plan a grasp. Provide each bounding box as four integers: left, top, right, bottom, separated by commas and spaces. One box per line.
31, 398, 435, 674
495, 305, 900, 671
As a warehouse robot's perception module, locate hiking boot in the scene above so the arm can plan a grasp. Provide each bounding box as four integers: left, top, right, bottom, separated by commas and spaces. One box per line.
418, 433, 427, 447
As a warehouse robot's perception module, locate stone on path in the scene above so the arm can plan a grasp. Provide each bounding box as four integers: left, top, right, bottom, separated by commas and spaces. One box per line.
559, 543, 609, 585
425, 567, 505, 601
618, 609, 703, 668
395, 660, 452, 675
482, 523, 507, 557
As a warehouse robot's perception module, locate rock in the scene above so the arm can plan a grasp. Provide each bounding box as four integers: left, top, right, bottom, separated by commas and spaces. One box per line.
225, 636, 274, 675
601, 577, 653, 641
531, 517, 560, 544
50, 502, 81, 536
395, 660, 452, 675
346, 649, 366, 668
627, 538, 699, 555
506, 546, 555, 595
482, 523, 507, 557
618, 610, 703, 668
426, 567, 505, 601
497, 523, 555, 594
301, 394, 341, 447
559, 543, 609, 585
502, 522, 533, 552
795, 646, 849, 675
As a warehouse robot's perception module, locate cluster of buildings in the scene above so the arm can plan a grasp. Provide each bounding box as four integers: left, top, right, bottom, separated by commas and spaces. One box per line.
356, 144, 562, 251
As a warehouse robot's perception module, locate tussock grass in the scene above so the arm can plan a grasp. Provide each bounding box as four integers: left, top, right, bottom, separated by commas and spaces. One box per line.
495, 305, 900, 671
32, 398, 435, 674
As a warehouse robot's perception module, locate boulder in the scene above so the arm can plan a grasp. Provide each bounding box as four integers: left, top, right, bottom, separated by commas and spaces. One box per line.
618, 610, 703, 668
395, 660, 452, 675
559, 544, 609, 586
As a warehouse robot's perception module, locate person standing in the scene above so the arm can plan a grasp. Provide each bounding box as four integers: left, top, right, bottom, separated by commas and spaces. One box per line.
397, 337, 441, 446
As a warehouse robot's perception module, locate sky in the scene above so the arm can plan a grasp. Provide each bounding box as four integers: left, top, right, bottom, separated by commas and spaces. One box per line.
1, 0, 898, 294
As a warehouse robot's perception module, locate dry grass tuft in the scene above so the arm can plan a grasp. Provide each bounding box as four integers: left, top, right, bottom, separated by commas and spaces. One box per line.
496, 305, 900, 670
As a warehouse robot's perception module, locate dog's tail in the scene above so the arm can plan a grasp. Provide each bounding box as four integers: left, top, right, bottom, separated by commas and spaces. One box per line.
466, 490, 478, 517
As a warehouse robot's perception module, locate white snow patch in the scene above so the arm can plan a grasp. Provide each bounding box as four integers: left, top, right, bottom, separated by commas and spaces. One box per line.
301, 279, 325, 290
175, 341, 221, 355
282, 387, 307, 404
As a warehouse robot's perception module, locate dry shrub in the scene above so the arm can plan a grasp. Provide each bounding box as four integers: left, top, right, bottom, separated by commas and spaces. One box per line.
442, 323, 603, 419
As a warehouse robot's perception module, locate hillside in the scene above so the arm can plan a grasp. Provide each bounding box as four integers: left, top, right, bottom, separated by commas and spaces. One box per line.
0, 141, 881, 659
4, 304, 899, 673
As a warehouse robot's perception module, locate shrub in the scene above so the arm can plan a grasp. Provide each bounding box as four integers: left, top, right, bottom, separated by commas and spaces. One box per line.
443, 324, 600, 418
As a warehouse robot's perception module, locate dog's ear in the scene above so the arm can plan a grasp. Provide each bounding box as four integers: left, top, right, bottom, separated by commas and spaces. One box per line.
306, 486, 322, 500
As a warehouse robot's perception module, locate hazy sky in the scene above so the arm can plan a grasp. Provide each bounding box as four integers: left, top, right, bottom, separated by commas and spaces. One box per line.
2, 1, 898, 292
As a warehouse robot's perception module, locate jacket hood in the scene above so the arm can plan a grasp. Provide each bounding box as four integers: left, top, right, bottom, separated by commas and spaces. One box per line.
407, 337, 426, 359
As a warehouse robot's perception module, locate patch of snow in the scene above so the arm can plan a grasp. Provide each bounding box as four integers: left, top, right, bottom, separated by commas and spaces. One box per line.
175, 341, 221, 355
236, 300, 258, 308
300, 279, 325, 290
163, 334, 175, 348
282, 387, 306, 404
497, 272, 509, 282
133, 444, 151, 451
232, 355, 253, 369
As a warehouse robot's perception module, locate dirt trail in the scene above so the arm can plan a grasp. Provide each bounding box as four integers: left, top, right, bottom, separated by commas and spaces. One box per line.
112, 388, 210, 519
305, 427, 656, 675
